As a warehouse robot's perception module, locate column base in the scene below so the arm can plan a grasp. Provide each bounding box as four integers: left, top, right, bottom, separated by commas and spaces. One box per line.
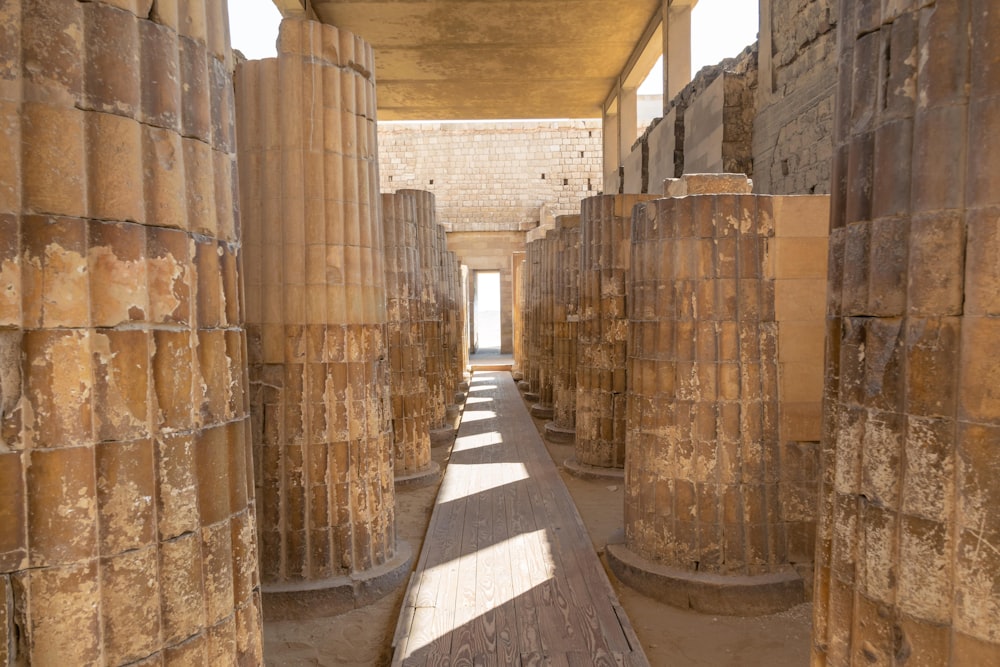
523, 391, 539, 403
517, 380, 530, 392
544, 422, 575, 444
430, 426, 455, 448
563, 457, 625, 481
453, 391, 467, 405
511, 371, 523, 381
605, 542, 804, 616
529, 403, 554, 420
394, 461, 442, 489
262, 540, 414, 621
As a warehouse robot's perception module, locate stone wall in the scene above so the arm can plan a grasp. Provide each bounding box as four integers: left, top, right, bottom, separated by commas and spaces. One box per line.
625, 46, 757, 195
378, 120, 603, 227
814, 0, 1000, 663
753, 0, 838, 195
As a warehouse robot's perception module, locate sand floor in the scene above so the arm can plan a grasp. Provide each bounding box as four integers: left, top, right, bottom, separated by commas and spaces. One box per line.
263, 377, 812, 666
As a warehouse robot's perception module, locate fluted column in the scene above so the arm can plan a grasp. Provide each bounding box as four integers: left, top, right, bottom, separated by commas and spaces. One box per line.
0, 1, 262, 663
382, 192, 437, 486
813, 1, 1000, 663
546, 214, 581, 443
237, 18, 407, 619
522, 238, 542, 403
609, 182, 828, 615
571, 195, 656, 476
530, 229, 557, 419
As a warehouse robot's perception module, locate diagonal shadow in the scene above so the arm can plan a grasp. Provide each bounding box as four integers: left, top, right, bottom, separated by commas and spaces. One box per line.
391, 371, 648, 666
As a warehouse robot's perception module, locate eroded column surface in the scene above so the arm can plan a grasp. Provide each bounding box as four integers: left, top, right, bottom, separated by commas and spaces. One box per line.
237, 19, 403, 618
381, 192, 435, 484
406, 190, 451, 442
0, 1, 262, 663
573, 195, 657, 474
522, 238, 542, 403
611, 184, 828, 615
814, 1, 1000, 663
546, 215, 581, 443
439, 241, 463, 422
528, 229, 557, 419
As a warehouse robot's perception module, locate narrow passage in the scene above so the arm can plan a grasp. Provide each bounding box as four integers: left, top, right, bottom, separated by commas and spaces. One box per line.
392, 371, 649, 666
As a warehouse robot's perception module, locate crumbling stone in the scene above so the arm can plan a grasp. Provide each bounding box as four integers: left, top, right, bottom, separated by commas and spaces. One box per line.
545, 215, 581, 444
572, 195, 657, 474
608, 176, 828, 615
0, 1, 262, 662
813, 1, 1000, 663
382, 192, 436, 484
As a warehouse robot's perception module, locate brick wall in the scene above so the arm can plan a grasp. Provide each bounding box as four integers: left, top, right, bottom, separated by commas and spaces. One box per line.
378, 120, 603, 229
753, 0, 838, 195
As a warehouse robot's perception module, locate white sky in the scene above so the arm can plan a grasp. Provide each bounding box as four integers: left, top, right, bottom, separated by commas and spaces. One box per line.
229, 0, 281, 60
227, 0, 759, 100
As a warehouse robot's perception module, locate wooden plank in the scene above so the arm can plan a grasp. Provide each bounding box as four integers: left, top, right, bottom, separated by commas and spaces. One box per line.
393, 371, 649, 666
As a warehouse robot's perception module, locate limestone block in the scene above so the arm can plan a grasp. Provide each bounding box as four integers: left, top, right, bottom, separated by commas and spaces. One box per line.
83, 1, 141, 117
814, 0, 1000, 661
665, 173, 753, 197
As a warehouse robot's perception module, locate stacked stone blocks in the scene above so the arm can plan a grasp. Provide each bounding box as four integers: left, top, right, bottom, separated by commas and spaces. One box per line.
237, 18, 401, 618
0, 0, 263, 663
610, 176, 827, 614
814, 0, 1000, 663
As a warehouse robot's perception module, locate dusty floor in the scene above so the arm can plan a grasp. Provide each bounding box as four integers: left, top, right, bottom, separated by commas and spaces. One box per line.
263, 375, 812, 666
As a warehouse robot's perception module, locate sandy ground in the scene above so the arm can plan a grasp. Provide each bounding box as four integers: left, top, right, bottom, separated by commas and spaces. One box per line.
264, 374, 812, 666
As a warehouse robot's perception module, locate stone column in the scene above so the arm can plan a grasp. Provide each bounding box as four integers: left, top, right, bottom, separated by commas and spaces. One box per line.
529, 229, 557, 420
512, 252, 527, 381
813, 1, 1000, 663
0, 1, 263, 663
546, 215, 581, 443
522, 238, 542, 403
406, 190, 451, 445
607, 175, 828, 615
382, 192, 437, 487
570, 195, 657, 478
237, 18, 408, 619
439, 241, 463, 425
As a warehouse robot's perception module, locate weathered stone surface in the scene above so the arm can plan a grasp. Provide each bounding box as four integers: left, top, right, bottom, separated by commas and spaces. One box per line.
0, 1, 263, 663
621, 187, 827, 614
547, 215, 580, 442
382, 192, 434, 481
574, 195, 657, 471
238, 18, 400, 615
754, 0, 838, 195
814, 0, 1000, 662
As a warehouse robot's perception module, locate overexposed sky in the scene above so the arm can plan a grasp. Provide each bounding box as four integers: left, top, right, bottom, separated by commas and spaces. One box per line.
228, 0, 759, 97
229, 0, 281, 60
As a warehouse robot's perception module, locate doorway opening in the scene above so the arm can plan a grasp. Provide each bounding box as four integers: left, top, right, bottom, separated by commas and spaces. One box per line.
472, 271, 501, 353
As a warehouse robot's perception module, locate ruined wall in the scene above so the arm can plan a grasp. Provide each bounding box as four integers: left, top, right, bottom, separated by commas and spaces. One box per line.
683, 52, 757, 178
0, 1, 262, 662
814, 1, 1000, 663
379, 120, 603, 227
627, 46, 757, 195
753, 0, 837, 195
238, 19, 400, 616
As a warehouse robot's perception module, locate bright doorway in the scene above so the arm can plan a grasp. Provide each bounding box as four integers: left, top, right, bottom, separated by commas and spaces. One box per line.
472, 271, 502, 353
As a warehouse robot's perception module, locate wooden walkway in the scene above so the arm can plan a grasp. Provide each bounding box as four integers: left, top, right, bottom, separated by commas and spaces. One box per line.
392, 371, 649, 666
